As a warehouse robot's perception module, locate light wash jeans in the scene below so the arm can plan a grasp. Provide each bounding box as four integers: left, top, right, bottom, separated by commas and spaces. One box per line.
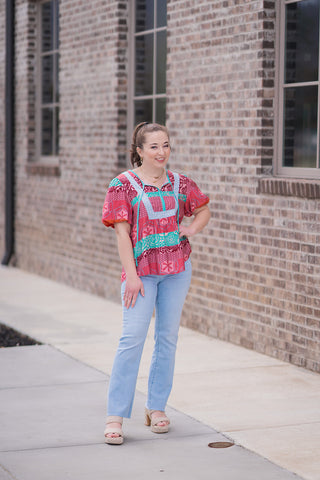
107, 259, 192, 418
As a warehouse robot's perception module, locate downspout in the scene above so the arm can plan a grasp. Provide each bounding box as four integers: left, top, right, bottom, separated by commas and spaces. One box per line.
2, 0, 15, 265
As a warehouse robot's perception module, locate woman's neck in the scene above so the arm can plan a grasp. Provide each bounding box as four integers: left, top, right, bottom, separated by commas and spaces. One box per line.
135, 166, 167, 186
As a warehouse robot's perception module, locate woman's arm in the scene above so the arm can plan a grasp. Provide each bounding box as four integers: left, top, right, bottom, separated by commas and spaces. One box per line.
179, 204, 210, 238
114, 221, 144, 308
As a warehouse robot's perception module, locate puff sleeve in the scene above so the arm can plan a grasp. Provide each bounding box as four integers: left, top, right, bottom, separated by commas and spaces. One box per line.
102, 177, 133, 228
184, 177, 209, 217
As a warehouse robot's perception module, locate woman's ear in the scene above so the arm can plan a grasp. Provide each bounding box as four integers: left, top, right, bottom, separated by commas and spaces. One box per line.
136, 146, 142, 158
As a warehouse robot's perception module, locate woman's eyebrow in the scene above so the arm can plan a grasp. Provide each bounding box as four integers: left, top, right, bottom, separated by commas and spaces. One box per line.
149, 140, 169, 147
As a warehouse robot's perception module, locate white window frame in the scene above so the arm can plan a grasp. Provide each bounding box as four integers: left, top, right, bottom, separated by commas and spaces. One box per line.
275, 0, 320, 178
36, 0, 59, 163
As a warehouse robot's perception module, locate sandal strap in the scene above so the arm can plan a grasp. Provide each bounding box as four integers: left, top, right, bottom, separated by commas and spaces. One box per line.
151, 416, 170, 426
106, 415, 123, 425
149, 411, 170, 426
104, 426, 123, 436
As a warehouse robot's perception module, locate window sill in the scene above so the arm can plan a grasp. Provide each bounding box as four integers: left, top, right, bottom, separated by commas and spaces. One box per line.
26, 163, 61, 177
258, 177, 320, 199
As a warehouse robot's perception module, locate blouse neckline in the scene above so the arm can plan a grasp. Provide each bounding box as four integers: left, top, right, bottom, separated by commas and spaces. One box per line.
129, 169, 170, 189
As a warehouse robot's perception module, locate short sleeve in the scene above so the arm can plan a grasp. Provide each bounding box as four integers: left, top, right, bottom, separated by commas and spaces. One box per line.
101, 177, 132, 228
184, 177, 209, 217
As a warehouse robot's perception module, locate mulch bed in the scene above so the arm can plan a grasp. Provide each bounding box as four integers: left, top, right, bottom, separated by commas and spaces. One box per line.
0, 323, 41, 348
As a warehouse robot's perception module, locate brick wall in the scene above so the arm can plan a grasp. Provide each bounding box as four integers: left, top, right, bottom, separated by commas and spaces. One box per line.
0, 0, 319, 373
11, 0, 129, 300
167, 0, 320, 372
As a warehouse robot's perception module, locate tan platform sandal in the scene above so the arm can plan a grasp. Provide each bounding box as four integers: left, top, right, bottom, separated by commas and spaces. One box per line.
104, 416, 124, 445
145, 408, 170, 434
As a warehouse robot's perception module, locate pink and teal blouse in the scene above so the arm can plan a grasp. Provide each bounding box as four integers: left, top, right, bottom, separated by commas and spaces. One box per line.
102, 169, 209, 280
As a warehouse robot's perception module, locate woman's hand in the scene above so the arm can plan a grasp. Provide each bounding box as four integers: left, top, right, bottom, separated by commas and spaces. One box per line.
123, 274, 145, 309
179, 224, 196, 238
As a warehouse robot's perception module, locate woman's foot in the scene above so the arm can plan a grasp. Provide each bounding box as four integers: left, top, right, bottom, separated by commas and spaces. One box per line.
105, 422, 122, 438
149, 411, 169, 427
104, 416, 124, 445
145, 408, 170, 433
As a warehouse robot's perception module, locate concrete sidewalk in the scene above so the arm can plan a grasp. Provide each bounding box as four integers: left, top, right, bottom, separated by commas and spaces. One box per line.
0, 266, 319, 480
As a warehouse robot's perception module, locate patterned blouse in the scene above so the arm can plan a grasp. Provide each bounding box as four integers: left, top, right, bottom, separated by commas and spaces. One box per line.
102, 169, 209, 280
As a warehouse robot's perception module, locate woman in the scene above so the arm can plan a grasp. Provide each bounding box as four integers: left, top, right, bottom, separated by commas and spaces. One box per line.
102, 122, 210, 444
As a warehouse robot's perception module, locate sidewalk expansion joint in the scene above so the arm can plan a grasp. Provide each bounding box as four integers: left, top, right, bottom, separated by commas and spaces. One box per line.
0, 434, 219, 454
0, 442, 106, 454
0, 380, 106, 392
0, 463, 19, 480
224, 420, 320, 432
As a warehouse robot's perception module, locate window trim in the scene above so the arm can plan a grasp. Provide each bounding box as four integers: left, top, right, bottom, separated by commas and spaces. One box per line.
275, 0, 320, 179
36, 0, 60, 165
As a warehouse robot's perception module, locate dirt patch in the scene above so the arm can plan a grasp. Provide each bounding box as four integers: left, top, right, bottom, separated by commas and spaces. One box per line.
0, 323, 41, 348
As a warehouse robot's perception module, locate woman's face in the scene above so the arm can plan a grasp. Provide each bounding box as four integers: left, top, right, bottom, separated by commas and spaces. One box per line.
137, 130, 171, 171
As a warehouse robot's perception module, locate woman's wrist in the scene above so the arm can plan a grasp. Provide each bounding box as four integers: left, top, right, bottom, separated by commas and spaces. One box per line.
125, 270, 140, 281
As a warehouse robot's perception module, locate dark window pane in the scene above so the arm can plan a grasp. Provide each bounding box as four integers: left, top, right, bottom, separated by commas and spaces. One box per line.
156, 98, 166, 125
156, 30, 166, 93
134, 99, 153, 125
157, 0, 167, 27
41, 108, 53, 155
55, 0, 59, 49
55, 106, 59, 154
42, 55, 53, 104
136, 0, 154, 33
283, 86, 318, 168
41, 1, 54, 52
285, 0, 319, 83
135, 34, 153, 96
54, 53, 59, 102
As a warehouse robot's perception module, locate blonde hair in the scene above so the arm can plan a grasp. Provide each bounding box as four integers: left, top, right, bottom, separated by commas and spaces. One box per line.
130, 122, 170, 167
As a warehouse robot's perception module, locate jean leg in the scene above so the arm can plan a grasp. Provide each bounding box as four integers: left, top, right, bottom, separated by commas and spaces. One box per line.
147, 259, 192, 411
107, 277, 157, 418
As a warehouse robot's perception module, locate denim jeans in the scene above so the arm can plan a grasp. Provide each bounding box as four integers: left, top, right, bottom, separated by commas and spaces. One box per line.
107, 259, 192, 418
